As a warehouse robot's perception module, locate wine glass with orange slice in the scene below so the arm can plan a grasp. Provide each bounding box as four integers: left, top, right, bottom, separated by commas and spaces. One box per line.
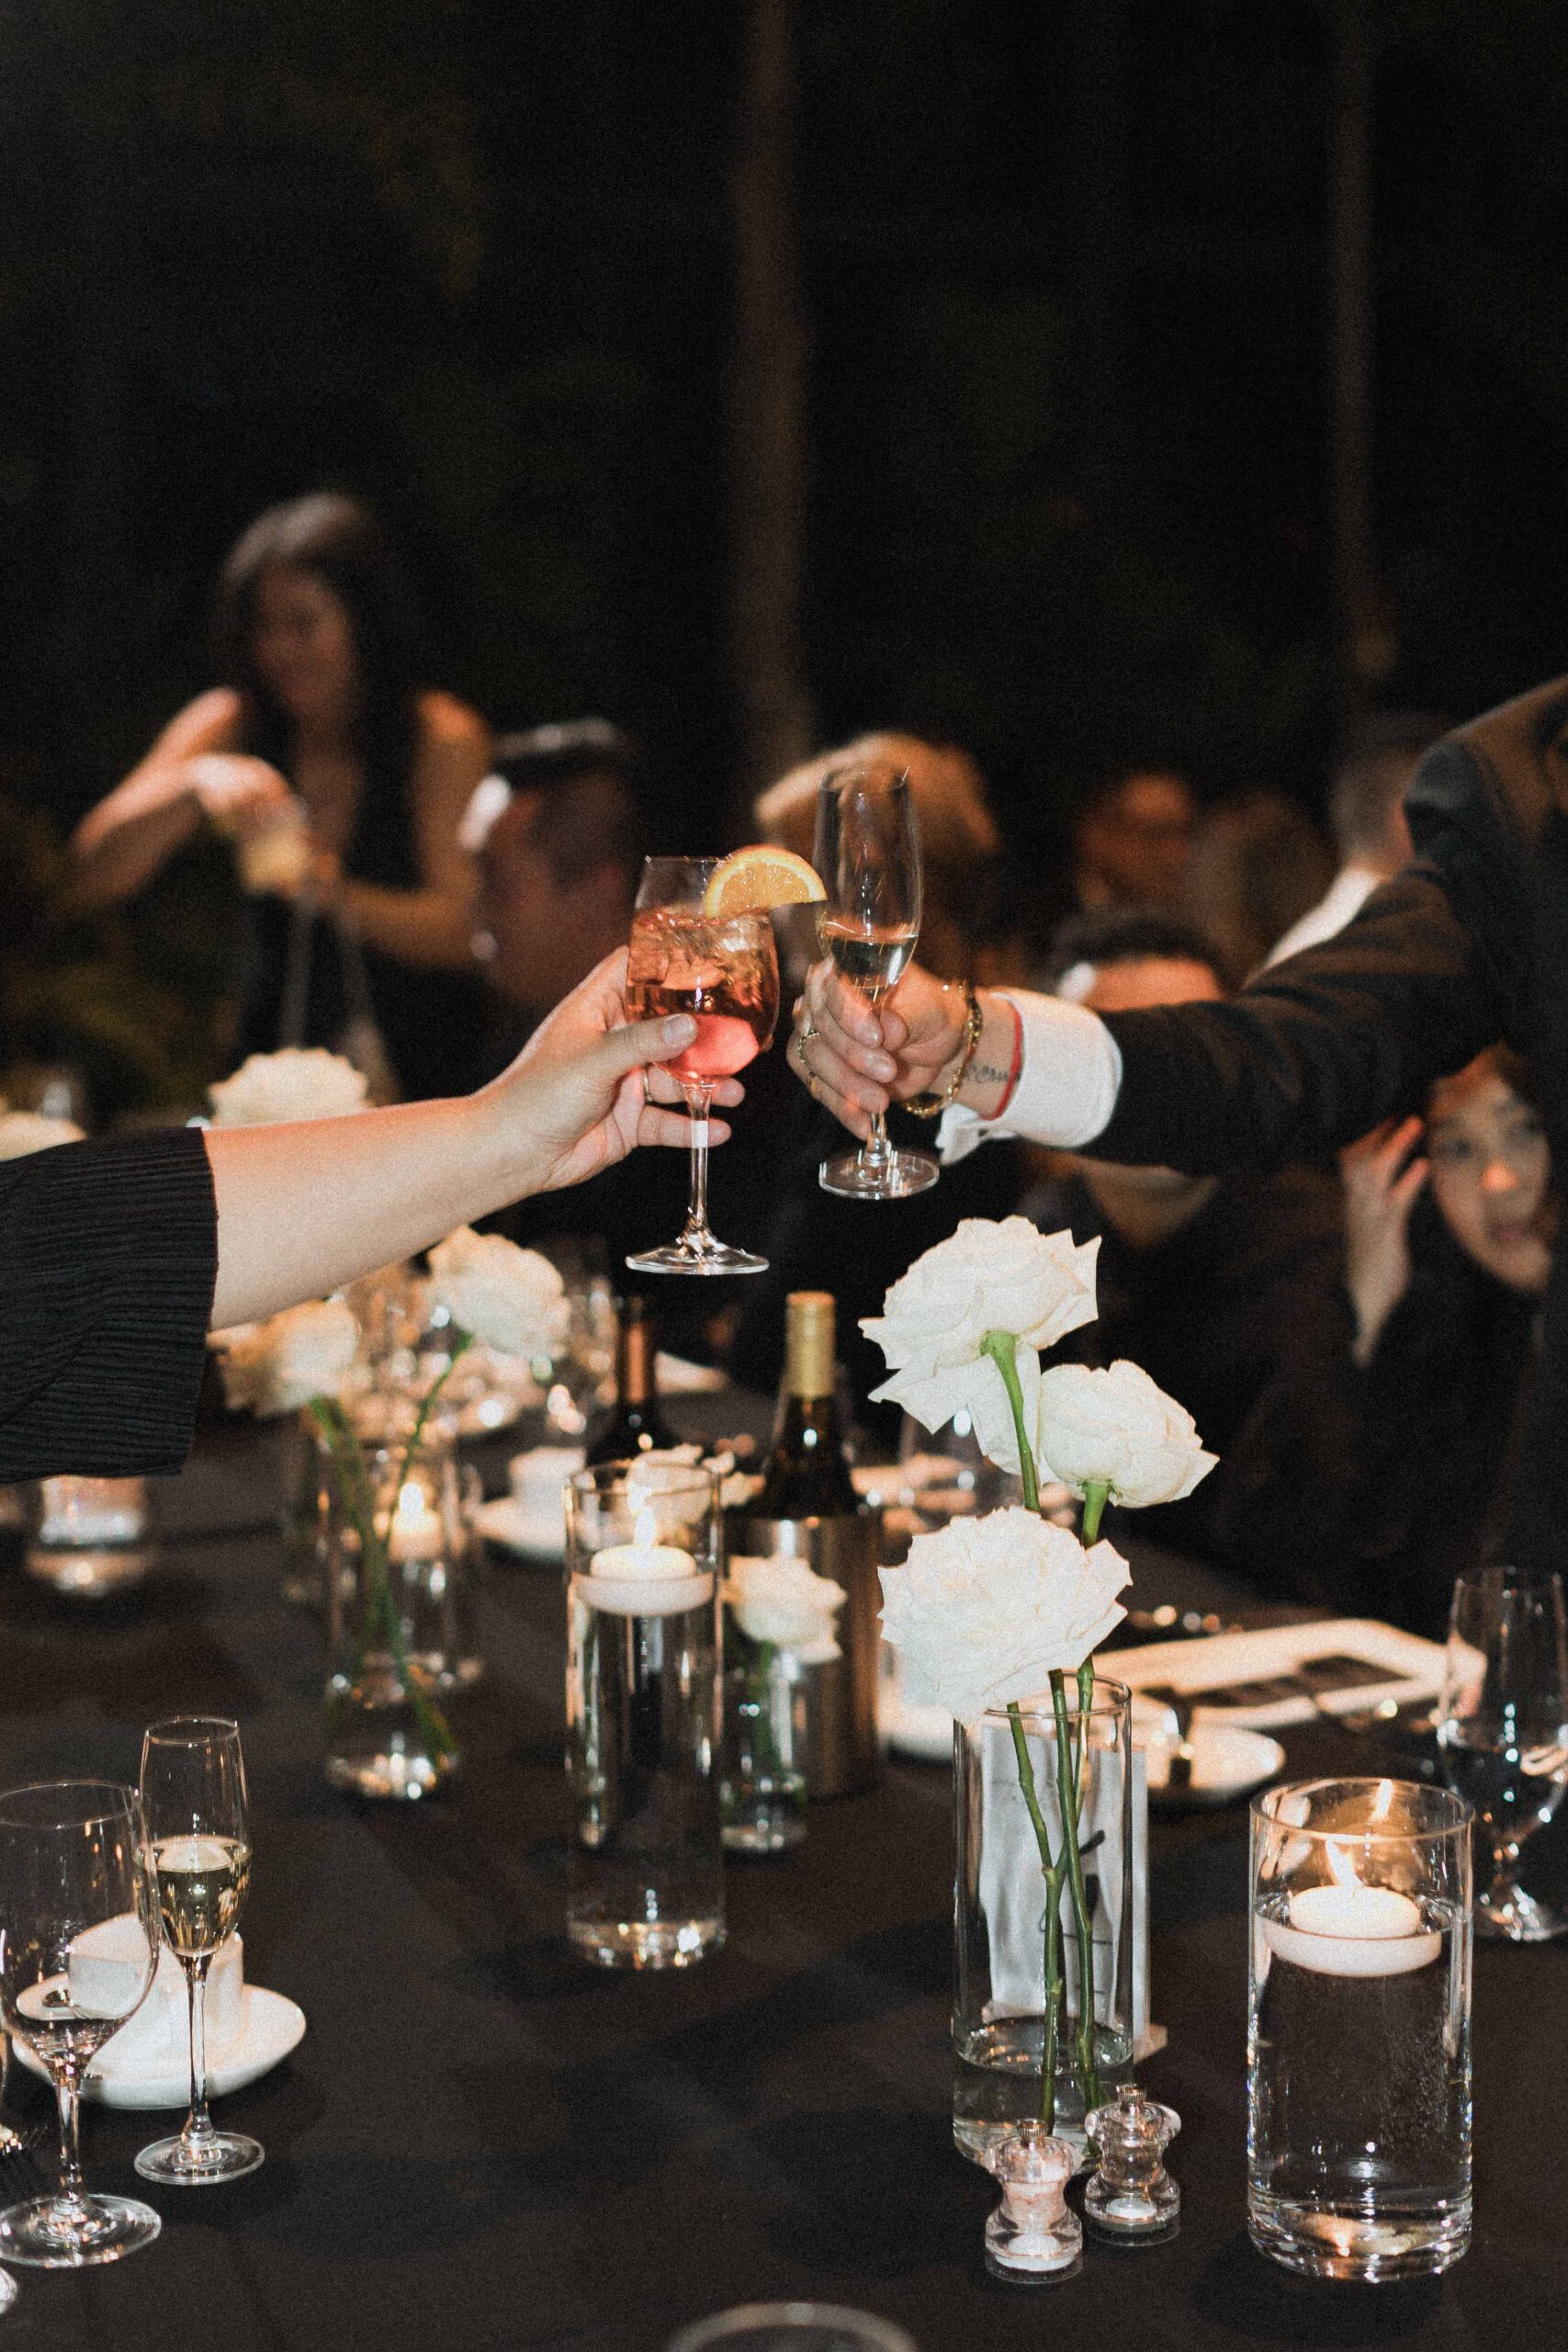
624, 846, 821, 1275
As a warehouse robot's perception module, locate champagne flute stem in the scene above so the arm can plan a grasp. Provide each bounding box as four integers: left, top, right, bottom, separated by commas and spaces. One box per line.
183, 1953, 214, 2143
681, 1080, 715, 1244
861, 1102, 894, 1173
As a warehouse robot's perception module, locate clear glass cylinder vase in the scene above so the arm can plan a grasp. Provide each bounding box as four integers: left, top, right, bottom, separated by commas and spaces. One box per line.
721, 1638, 807, 1854
1248, 1776, 1472, 2281
280, 1415, 332, 1608
565, 1461, 724, 1967
953, 1679, 1134, 2164
323, 1429, 468, 1799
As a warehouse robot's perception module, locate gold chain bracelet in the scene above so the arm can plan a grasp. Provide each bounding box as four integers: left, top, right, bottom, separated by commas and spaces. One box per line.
904, 982, 983, 1118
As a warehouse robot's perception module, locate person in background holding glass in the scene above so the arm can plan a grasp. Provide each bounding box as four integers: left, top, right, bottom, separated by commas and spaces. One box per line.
68, 493, 491, 1102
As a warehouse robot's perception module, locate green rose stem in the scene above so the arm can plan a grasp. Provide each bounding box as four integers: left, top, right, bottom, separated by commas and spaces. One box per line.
1050, 1668, 1103, 2114
981, 1332, 1040, 1514
309, 1342, 468, 1770
1006, 1700, 1063, 2131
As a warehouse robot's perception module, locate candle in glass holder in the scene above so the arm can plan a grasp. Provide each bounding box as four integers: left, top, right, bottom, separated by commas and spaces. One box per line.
1262, 1854, 1440, 1977
579, 1508, 709, 1616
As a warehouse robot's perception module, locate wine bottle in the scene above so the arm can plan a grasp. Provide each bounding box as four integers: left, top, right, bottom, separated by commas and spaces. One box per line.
731, 1289, 882, 1800
585, 1295, 678, 1464
756, 1292, 859, 1517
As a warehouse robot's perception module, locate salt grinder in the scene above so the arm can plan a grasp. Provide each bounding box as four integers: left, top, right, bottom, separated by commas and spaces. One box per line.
983, 2122, 1082, 2281
1083, 2081, 1180, 2243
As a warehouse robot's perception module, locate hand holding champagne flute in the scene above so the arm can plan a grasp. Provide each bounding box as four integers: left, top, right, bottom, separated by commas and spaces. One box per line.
135, 1717, 263, 2185
814, 763, 939, 1199
625, 856, 780, 1275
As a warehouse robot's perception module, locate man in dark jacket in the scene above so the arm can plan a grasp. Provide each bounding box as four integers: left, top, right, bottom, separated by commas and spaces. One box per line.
795, 677, 1568, 1571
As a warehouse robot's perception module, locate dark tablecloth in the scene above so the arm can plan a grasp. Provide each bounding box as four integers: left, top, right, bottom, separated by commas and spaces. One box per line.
0, 1419, 1562, 2352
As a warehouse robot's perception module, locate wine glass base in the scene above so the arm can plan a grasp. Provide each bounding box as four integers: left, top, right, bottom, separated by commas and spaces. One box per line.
1477, 1883, 1568, 1941
0, 2190, 162, 2267
818, 1148, 940, 1201
135, 2130, 265, 2185
625, 1240, 768, 1277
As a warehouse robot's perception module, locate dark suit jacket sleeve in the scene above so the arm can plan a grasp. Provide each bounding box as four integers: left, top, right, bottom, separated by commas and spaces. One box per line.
0, 1128, 218, 1482
1089, 737, 1523, 1172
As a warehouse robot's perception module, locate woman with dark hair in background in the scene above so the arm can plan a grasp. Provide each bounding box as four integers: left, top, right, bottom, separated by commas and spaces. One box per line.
70, 492, 491, 1101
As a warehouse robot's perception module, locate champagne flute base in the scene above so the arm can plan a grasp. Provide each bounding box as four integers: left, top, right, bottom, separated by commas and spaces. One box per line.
626, 1239, 767, 1276
818, 1147, 940, 1200
1476, 1882, 1568, 1941
135, 2128, 265, 2185
0, 2191, 161, 2266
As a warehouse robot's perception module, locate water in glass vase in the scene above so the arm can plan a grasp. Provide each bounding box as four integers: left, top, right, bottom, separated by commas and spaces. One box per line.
1248, 1891, 1471, 2279
953, 2018, 1134, 2165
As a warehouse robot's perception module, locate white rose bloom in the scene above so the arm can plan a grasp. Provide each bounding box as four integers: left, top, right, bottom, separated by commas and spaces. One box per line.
213, 1299, 360, 1416
862, 1218, 1099, 1443
879, 1508, 1131, 1725
208, 1048, 369, 1127
0, 1109, 85, 1159
724, 1555, 846, 1664
426, 1227, 570, 1359
1034, 1360, 1216, 1509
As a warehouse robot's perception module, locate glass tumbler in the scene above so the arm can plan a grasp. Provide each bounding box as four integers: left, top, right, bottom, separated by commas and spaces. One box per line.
565, 1461, 724, 1966
1247, 1776, 1473, 2281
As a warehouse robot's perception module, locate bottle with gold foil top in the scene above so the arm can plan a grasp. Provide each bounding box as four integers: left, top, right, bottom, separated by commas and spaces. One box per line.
726, 1292, 883, 1804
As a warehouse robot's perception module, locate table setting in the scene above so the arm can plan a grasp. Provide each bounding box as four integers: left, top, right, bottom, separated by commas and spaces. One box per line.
1, 777, 1566, 2350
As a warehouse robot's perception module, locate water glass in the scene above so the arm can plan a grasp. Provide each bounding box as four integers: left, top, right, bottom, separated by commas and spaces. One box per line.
565, 1461, 724, 1966
1437, 1567, 1568, 1940
0, 1781, 162, 2268
1247, 1776, 1472, 2280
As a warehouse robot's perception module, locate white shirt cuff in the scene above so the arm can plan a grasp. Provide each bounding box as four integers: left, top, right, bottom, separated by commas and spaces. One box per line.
936, 991, 1123, 1163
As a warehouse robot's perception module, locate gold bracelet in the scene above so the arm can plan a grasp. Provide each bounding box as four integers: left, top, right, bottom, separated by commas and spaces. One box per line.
904, 983, 983, 1118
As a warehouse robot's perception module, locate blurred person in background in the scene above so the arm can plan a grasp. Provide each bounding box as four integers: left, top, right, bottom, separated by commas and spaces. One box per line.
1268, 712, 1444, 965
1070, 763, 1196, 914
1181, 790, 1334, 984
70, 492, 491, 1102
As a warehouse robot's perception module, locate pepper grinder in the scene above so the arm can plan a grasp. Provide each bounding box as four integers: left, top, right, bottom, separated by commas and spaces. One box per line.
983, 2121, 1082, 2281
1083, 2081, 1180, 2243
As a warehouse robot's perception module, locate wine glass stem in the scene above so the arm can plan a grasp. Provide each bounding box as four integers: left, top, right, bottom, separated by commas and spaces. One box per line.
53, 2068, 88, 2215
183, 1952, 214, 2143
861, 1103, 893, 1171
681, 1080, 716, 1243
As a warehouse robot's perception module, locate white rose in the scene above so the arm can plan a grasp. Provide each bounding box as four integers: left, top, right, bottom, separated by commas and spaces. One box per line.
724, 1555, 846, 1664
1033, 1360, 1216, 1508
0, 1109, 85, 1159
208, 1048, 369, 1127
879, 1507, 1130, 1724
861, 1218, 1099, 1442
213, 1298, 360, 1416
426, 1227, 570, 1359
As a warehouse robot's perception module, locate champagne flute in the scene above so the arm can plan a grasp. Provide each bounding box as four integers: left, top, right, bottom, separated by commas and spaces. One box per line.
0, 1780, 161, 2268
625, 855, 780, 1275
814, 763, 940, 1200
1436, 1568, 1568, 1941
134, 1717, 264, 2183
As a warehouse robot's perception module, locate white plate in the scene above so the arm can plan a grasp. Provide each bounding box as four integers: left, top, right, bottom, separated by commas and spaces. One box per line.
473, 1496, 564, 1557
1109, 1617, 1450, 1729
1141, 1721, 1286, 1806
14, 1986, 306, 2111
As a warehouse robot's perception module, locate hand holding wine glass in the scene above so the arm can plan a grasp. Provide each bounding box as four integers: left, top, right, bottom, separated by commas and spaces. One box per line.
813, 763, 939, 1199
624, 856, 780, 1275
135, 1717, 264, 2184
0, 1780, 162, 2270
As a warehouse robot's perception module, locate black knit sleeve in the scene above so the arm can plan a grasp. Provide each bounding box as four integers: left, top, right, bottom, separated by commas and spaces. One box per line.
0, 1127, 218, 1482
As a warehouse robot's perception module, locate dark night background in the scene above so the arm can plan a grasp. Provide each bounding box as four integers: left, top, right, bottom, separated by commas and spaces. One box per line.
3, 0, 1567, 1104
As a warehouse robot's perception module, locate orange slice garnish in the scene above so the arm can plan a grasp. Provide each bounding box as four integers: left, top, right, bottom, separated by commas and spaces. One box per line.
702, 844, 826, 916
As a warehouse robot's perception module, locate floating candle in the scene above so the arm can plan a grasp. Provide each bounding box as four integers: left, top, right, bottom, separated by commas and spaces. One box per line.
576, 1509, 711, 1618
1263, 1871, 1441, 1977
389, 1482, 444, 1565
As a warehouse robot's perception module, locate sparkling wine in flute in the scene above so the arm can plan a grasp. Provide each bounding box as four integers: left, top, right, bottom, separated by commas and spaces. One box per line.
818, 916, 919, 1002
152, 1835, 252, 1959
625, 858, 780, 1277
